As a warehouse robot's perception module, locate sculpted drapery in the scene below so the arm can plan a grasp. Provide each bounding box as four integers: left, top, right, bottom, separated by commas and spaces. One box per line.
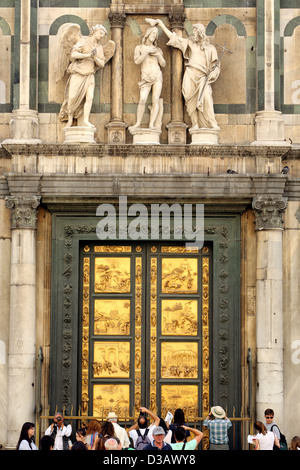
155, 19, 220, 130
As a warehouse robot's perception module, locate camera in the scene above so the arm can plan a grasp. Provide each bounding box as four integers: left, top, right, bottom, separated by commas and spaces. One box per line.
56, 416, 62, 421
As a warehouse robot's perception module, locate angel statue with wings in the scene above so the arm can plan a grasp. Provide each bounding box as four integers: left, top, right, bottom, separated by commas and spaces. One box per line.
57, 23, 115, 128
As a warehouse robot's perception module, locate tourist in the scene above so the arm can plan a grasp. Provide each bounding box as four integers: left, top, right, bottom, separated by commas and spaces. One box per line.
129, 407, 159, 449
107, 411, 130, 449
16, 422, 38, 450
94, 421, 116, 450
71, 441, 88, 450
104, 437, 122, 450
168, 408, 191, 443
203, 406, 232, 450
39, 435, 54, 451
170, 425, 203, 450
264, 408, 280, 440
85, 419, 101, 450
157, 417, 172, 444
252, 421, 280, 450
290, 436, 300, 450
142, 425, 172, 450
44, 411, 72, 450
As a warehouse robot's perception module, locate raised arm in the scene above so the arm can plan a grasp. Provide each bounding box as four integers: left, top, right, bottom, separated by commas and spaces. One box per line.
182, 425, 204, 445
155, 19, 173, 40
139, 407, 160, 426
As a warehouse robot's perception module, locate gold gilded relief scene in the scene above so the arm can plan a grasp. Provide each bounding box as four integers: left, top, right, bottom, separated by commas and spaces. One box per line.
161, 342, 198, 378
161, 258, 198, 294
161, 299, 198, 336
161, 385, 198, 415
94, 257, 131, 293
93, 384, 130, 418
94, 299, 130, 335
93, 342, 130, 378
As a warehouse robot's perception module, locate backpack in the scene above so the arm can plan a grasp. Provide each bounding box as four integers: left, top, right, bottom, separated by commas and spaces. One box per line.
135, 428, 151, 450
271, 424, 288, 450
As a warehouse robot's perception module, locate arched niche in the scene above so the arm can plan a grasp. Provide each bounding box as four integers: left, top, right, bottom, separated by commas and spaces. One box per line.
207, 16, 247, 106
0, 17, 12, 106
283, 18, 300, 106
48, 17, 90, 104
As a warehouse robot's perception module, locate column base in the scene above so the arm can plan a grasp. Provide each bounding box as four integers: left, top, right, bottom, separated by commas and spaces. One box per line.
251, 110, 291, 146
129, 127, 161, 145
3, 109, 42, 144
106, 121, 127, 144
189, 126, 220, 145
63, 126, 96, 144
166, 122, 187, 144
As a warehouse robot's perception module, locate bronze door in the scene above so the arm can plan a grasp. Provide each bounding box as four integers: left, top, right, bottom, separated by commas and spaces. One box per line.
79, 242, 211, 422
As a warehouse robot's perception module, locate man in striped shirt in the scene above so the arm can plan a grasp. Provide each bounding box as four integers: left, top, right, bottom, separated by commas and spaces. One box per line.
203, 406, 232, 450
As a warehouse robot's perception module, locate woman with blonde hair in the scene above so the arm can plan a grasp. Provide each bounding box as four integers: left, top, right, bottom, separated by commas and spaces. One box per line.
253, 421, 280, 450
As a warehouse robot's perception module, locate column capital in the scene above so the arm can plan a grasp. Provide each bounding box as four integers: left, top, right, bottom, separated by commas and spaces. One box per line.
108, 11, 126, 29
252, 196, 288, 231
168, 10, 186, 30
5, 195, 40, 229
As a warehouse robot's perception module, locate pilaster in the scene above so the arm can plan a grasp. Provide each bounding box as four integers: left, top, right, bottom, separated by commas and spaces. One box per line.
107, 9, 127, 144
252, 195, 287, 427
166, 7, 187, 144
4, 195, 40, 448
4, 0, 41, 144
252, 0, 289, 146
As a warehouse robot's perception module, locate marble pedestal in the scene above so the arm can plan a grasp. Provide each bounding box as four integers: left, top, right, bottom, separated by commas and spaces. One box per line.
167, 122, 187, 144
189, 127, 220, 145
251, 110, 291, 146
3, 109, 42, 144
129, 127, 161, 145
63, 126, 96, 144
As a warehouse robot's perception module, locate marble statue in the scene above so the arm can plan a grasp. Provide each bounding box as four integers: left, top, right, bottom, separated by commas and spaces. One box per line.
57, 23, 115, 129
129, 19, 166, 132
155, 19, 220, 131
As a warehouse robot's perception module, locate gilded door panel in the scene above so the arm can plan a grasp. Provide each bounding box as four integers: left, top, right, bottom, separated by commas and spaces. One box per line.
94, 299, 131, 335
93, 342, 130, 378
161, 299, 198, 336
94, 257, 131, 293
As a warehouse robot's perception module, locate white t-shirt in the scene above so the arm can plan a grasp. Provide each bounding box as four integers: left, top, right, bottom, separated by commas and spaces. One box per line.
129, 424, 155, 448
18, 439, 38, 450
255, 431, 275, 450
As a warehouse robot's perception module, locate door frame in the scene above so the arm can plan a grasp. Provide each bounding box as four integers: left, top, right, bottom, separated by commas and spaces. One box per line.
49, 211, 241, 423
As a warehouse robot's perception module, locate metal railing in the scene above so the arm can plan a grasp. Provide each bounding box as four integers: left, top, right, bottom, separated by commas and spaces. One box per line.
36, 347, 254, 450
37, 408, 252, 450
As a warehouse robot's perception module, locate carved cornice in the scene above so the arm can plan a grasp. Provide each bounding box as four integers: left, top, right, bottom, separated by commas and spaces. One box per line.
252, 196, 288, 230
5, 195, 40, 229
108, 11, 126, 29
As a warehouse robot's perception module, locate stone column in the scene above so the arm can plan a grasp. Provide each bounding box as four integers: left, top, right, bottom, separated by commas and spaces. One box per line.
252, 196, 287, 426
166, 8, 187, 144
4, 195, 40, 448
252, 0, 289, 146
4, 0, 41, 144
107, 10, 127, 144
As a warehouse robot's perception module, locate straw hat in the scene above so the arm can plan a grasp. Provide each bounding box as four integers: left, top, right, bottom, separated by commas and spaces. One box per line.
211, 406, 226, 419
107, 412, 118, 420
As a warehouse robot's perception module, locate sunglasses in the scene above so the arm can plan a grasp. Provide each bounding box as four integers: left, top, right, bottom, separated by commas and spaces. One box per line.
265, 416, 273, 419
